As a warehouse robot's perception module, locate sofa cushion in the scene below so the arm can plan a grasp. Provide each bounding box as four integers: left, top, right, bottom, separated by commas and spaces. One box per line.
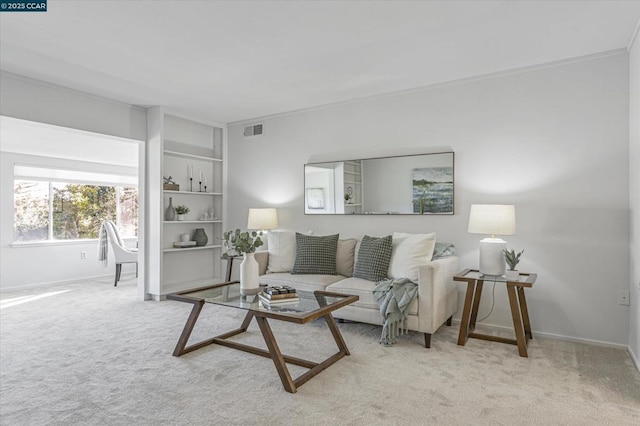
328, 277, 418, 315
259, 273, 343, 293
336, 238, 357, 277
388, 232, 437, 283
266, 231, 296, 273
353, 235, 393, 282
292, 233, 339, 275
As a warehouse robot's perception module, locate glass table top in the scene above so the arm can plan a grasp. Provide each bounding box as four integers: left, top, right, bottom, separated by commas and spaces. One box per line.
174, 282, 354, 318
455, 270, 537, 286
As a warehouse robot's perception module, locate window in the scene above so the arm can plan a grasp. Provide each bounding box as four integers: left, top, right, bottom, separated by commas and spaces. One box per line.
13, 166, 138, 243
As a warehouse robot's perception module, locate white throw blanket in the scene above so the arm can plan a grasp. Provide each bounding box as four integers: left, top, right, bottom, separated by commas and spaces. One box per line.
98, 222, 109, 267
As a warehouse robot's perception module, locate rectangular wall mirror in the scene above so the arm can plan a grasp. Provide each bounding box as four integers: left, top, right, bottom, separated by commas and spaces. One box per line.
304, 151, 454, 215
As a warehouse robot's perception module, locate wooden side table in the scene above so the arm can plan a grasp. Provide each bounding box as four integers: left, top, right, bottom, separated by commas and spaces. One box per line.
453, 269, 537, 357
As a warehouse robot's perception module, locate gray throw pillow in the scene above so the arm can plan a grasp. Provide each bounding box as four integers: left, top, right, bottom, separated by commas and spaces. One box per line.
353, 235, 393, 282
292, 233, 339, 275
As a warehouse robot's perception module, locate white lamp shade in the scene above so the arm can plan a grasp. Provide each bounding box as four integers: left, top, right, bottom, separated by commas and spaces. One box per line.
247, 208, 278, 230
468, 204, 516, 237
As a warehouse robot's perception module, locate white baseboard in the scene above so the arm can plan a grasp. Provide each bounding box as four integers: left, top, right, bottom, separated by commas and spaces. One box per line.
0, 273, 136, 293
629, 346, 640, 372
450, 318, 628, 350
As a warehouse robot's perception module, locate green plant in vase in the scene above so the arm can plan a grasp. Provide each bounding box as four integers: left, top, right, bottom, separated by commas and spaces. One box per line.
175, 205, 190, 221
221, 229, 264, 258
503, 248, 524, 280
222, 229, 264, 295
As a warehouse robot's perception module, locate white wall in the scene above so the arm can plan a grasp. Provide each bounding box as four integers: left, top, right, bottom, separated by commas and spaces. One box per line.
228, 53, 631, 346
0, 73, 146, 291
0, 72, 146, 141
629, 29, 640, 366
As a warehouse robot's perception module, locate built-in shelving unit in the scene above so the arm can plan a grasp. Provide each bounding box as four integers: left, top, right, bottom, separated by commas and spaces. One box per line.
147, 108, 227, 299
343, 160, 363, 214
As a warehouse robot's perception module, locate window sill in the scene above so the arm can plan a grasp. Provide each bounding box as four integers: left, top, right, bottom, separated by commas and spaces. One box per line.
11, 237, 137, 248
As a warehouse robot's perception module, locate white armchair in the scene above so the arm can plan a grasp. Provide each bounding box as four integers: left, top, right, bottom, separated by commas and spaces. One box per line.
100, 221, 138, 286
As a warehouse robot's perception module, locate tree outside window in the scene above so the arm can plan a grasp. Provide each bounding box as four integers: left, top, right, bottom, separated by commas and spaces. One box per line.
14, 180, 137, 242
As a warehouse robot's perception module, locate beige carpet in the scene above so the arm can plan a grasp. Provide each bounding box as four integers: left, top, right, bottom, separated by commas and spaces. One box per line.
1, 278, 639, 426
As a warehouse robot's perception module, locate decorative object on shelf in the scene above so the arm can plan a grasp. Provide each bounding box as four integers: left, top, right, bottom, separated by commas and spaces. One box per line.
180, 233, 190, 242
175, 205, 190, 221
194, 228, 208, 247
503, 248, 524, 280
173, 241, 196, 248
199, 170, 203, 192
200, 206, 215, 221
468, 204, 516, 276
222, 229, 264, 295
163, 176, 179, 191
165, 197, 176, 221
188, 164, 193, 192
345, 186, 354, 204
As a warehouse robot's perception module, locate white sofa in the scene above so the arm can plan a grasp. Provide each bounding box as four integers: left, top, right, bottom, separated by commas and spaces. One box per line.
254, 232, 458, 348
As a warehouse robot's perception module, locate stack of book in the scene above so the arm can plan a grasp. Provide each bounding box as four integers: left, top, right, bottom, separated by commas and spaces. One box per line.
258, 286, 299, 305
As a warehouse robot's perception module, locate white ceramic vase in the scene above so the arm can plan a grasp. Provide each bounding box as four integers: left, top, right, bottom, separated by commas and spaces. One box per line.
505, 270, 520, 281
240, 252, 260, 295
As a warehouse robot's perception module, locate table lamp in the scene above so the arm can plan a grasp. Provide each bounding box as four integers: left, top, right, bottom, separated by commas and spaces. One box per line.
468, 204, 516, 276
247, 208, 279, 233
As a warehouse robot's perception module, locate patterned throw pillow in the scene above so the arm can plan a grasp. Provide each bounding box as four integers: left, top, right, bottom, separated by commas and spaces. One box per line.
353, 235, 393, 282
292, 233, 339, 275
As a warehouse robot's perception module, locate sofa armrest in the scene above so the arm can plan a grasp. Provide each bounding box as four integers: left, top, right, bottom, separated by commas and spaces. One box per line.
416, 256, 459, 333
255, 251, 269, 276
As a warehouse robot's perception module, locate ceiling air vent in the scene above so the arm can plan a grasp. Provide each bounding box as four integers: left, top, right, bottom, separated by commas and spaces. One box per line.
243, 124, 263, 137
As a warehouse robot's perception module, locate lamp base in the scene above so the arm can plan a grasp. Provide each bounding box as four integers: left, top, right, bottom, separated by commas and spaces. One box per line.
479, 238, 506, 276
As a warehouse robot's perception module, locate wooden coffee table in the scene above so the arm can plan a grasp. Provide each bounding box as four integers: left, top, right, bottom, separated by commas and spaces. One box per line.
167, 281, 359, 393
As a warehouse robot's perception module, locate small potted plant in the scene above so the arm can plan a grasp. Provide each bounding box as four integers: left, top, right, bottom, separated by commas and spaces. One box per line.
503, 248, 524, 280
175, 205, 190, 221
344, 193, 352, 204
222, 229, 264, 295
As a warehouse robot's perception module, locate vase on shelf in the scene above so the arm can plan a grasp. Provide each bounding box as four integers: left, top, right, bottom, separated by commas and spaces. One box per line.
240, 252, 260, 295
194, 228, 208, 247
165, 197, 176, 221
177, 214, 185, 221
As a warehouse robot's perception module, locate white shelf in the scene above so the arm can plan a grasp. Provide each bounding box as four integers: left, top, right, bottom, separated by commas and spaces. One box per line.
163, 190, 222, 196
164, 150, 222, 162
345, 203, 362, 207
344, 181, 362, 185
163, 220, 222, 224
344, 171, 360, 175
163, 244, 223, 253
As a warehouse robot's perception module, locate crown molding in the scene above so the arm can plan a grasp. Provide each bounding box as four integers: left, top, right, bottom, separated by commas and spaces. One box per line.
229, 48, 628, 127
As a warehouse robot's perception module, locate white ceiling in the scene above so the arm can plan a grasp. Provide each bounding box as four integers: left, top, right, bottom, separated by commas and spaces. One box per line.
1, 1, 639, 124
